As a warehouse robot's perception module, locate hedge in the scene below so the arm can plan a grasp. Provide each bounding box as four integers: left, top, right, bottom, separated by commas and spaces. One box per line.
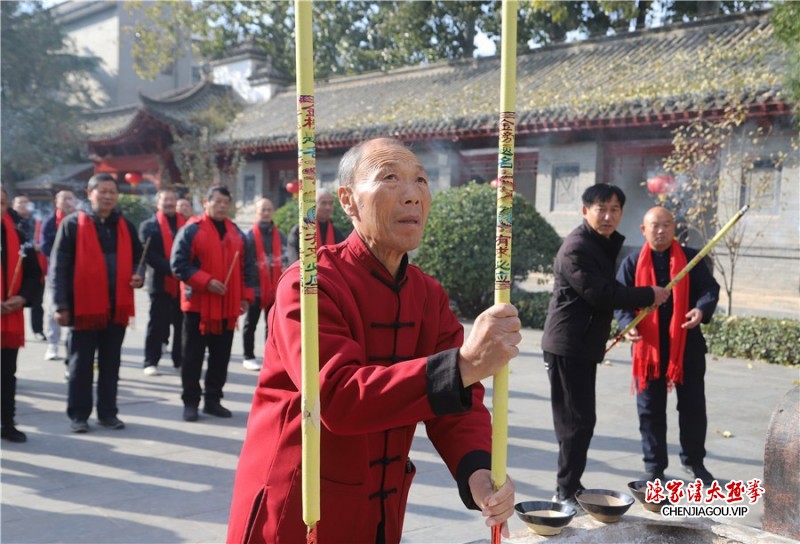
415, 183, 561, 318
117, 194, 155, 229
702, 314, 800, 366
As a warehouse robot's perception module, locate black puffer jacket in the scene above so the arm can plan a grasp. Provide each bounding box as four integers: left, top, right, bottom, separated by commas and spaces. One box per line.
542, 221, 654, 362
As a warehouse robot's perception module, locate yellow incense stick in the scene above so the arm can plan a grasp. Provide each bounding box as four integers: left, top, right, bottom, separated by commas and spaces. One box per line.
492, 0, 518, 507
295, 0, 320, 535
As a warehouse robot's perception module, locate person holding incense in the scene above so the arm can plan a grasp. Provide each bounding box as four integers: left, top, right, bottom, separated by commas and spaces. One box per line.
170, 186, 255, 422
615, 206, 720, 485
1, 187, 42, 443
241, 197, 287, 372
228, 138, 519, 543
286, 187, 345, 263
541, 184, 670, 511
139, 187, 186, 377
51, 174, 143, 433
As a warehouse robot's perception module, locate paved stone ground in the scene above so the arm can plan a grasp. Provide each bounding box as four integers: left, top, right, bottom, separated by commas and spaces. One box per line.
2, 289, 798, 543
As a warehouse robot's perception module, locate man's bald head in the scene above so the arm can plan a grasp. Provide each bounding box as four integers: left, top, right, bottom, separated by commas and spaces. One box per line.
256, 197, 275, 224
641, 206, 676, 253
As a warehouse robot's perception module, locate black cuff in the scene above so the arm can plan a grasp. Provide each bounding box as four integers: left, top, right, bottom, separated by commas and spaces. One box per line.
456, 450, 492, 511
426, 348, 471, 416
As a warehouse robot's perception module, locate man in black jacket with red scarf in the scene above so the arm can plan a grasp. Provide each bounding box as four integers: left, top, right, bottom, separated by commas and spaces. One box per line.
541, 184, 670, 510
52, 174, 143, 433
615, 206, 719, 485
139, 187, 186, 376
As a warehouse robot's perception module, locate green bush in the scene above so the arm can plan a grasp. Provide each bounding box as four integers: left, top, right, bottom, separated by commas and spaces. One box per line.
273, 198, 354, 238
415, 183, 562, 318
702, 314, 800, 366
117, 194, 155, 229
511, 290, 550, 329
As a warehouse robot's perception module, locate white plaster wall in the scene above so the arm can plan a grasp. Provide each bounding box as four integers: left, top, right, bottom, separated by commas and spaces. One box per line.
212, 60, 272, 103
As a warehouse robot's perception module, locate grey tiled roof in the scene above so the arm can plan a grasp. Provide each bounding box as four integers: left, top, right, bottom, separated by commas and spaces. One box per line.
224, 9, 787, 151
82, 82, 240, 141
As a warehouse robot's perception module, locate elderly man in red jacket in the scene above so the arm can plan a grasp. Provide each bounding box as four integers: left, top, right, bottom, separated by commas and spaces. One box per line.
228, 138, 520, 543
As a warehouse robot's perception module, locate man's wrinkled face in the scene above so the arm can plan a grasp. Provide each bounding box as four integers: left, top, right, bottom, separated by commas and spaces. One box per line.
582, 195, 623, 239
204, 191, 230, 221
89, 181, 119, 216
257, 199, 274, 224
157, 190, 178, 216
339, 140, 431, 258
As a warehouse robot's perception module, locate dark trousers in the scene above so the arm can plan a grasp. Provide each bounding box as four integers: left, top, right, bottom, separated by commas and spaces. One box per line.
242, 302, 268, 359
545, 352, 598, 497
637, 353, 707, 471
1, 348, 19, 427
144, 292, 183, 368
181, 312, 234, 407
67, 324, 126, 422
31, 302, 44, 334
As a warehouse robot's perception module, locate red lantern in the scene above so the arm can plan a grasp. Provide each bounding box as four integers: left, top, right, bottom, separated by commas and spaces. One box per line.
125, 172, 143, 186
647, 174, 676, 195
489, 178, 499, 188
285, 180, 300, 195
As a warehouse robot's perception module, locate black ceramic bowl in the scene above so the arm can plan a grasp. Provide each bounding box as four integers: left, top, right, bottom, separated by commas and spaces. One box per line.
628, 480, 670, 513
575, 489, 635, 523
515, 500, 577, 536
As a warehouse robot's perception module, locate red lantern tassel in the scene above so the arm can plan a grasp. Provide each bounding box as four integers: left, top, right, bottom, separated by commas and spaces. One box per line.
491, 524, 501, 544
306, 523, 318, 544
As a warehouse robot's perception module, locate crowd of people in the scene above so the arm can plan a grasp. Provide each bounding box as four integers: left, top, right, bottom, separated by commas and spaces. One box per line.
1, 137, 721, 542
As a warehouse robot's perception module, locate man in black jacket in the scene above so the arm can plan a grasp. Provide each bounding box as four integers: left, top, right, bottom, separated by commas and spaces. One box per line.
541, 184, 670, 510
52, 174, 143, 433
286, 188, 345, 263
139, 188, 185, 376
615, 207, 719, 485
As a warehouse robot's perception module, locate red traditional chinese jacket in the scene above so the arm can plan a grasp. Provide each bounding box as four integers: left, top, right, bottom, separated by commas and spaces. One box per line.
228, 232, 492, 544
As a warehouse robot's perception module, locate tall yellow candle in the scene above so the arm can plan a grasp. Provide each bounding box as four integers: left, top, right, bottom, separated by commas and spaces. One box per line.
295, 0, 320, 532
492, 0, 518, 501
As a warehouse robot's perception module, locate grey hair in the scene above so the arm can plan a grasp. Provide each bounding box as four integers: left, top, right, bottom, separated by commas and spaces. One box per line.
336, 138, 409, 187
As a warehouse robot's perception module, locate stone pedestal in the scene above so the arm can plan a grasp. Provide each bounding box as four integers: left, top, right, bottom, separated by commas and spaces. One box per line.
762, 384, 800, 540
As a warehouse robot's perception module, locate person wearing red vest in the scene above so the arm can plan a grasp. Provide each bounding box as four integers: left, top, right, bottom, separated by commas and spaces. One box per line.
228, 138, 519, 543
139, 188, 186, 376
241, 197, 286, 371
170, 186, 256, 422
40, 190, 77, 362
615, 207, 720, 485
2, 188, 42, 443
286, 187, 345, 263
51, 174, 144, 433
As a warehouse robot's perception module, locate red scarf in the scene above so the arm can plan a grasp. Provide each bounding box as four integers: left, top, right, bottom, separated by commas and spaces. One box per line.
253, 222, 283, 310
35, 218, 47, 282
316, 221, 336, 248
156, 211, 185, 298
195, 214, 244, 334
1, 211, 24, 349
55, 209, 65, 229
632, 240, 689, 392
73, 211, 135, 330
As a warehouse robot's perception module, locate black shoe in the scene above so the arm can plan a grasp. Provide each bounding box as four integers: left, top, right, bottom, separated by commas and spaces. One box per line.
70, 420, 89, 433
183, 405, 199, 422
33, 332, 47, 342
203, 402, 232, 418
682, 463, 715, 485
644, 469, 666, 483
551, 485, 586, 514
1, 425, 27, 443
98, 416, 125, 430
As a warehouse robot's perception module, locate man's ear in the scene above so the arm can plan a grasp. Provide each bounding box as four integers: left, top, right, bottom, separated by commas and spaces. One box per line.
338, 186, 359, 220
